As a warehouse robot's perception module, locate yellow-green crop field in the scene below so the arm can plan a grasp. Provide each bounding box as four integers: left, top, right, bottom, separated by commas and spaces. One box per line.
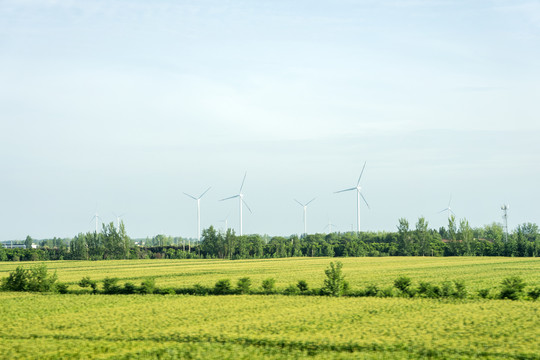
0, 256, 539, 291
1, 257, 539, 359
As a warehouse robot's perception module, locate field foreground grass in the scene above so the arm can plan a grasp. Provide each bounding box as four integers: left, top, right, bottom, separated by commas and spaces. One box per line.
1, 293, 539, 359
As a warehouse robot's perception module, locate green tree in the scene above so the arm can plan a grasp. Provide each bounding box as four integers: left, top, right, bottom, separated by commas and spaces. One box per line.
25, 235, 33, 249
415, 217, 429, 256
322, 261, 346, 297
484, 223, 504, 242
459, 219, 474, 256
102, 223, 126, 259
118, 221, 131, 259
70, 233, 89, 260
397, 218, 413, 255
201, 226, 220, 258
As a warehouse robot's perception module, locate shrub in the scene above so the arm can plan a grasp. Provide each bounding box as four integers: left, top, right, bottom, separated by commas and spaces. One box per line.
26, 265, 58, 292
322, 261, 346, 297
453, 280, 467, 299
364, 284, 379, 297
102, 277, 121, 294
394, 276, 412, 296
343, 280, 350, 293
56, 282, 69, 294
214, 279, 232, 295
1, 265, 57, 293
296, 280, 309, 293
441, 281, 455, 298
236, 277, 252, 294
78, 276, 98, 294
478, 288, 490, 299
1, 266, 28, 291
283, 284, 300, 295
191, 283, 211, 295
261, 278, 276, 294
527, 287, 540, 301
499, 276, 526, 300
123, 282, 137, 294
140, 278, 156, 295
378, 287, 395, 298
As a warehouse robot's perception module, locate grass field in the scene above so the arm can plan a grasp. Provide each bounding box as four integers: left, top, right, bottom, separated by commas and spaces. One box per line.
0, 293, 539, 359
0, 256, 538, 291
0, 257, 539, 359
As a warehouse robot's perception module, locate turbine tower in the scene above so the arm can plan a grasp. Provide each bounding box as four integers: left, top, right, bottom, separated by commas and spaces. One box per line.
323, 218, 337, 234
295, 198, 316, 236
335, 162, 370, 233
220, 172, 252, 236
219, 213, 230, 232
90, 212, 101, 233
184, 187, 211, 242
438, 195, 455, 220
501, 204, 509, 242
113, 212, 126, 230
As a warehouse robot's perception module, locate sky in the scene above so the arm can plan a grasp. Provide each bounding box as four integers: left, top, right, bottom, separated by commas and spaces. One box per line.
1, 0, 539, 240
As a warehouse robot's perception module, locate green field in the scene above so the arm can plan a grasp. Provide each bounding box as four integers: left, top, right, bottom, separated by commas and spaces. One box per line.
1, 257, 539, 359
0, 257, 539, 291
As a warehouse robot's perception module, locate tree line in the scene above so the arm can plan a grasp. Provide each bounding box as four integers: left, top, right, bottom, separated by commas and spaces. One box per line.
1, 216, 539, 261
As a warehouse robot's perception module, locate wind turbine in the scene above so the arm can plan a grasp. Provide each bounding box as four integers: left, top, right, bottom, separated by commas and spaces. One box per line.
113, 212, 126, 230
220, 172, 252, 236
90, 212, 102, 233
501, 204, 509, 242
184, 187, 211, 242
295, 198, 316, 236
219, 213, 230, 232
438, 195, 455, 220
323, 217, 338, 233
335, 161, 370, 233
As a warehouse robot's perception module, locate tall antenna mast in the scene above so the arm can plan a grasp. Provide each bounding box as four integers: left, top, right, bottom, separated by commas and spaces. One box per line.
501, 204, 509, 242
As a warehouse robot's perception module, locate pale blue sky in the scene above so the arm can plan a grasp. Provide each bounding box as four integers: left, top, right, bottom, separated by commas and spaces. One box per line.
1, 0, 539, 240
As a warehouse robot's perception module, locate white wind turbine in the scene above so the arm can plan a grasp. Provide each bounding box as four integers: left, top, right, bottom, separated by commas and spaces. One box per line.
323, 217, 338, 234
113, 212, 126, 230
438, 195, 455, 220
219, 213, 230, 232
220, 172, 252, 236
184, 187, 211, 242
90, 212, 102, 233
295, 198, 316, 236
335, 162, 370, 233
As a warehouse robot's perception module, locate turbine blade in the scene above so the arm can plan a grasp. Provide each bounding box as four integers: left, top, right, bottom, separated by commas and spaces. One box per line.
335, 187, 356, 194
360, 193, 370, 209
242, 199, 253, 214
438, 208, 448, 214
306, 197, 316, 206
239, 171, 247, 192
199, 186, 212, 199
294, 199, 304, 207
220, 195, 239, 201
357, 161, 367, 186
183, 192, 197, 200
448, 194, 452, 208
